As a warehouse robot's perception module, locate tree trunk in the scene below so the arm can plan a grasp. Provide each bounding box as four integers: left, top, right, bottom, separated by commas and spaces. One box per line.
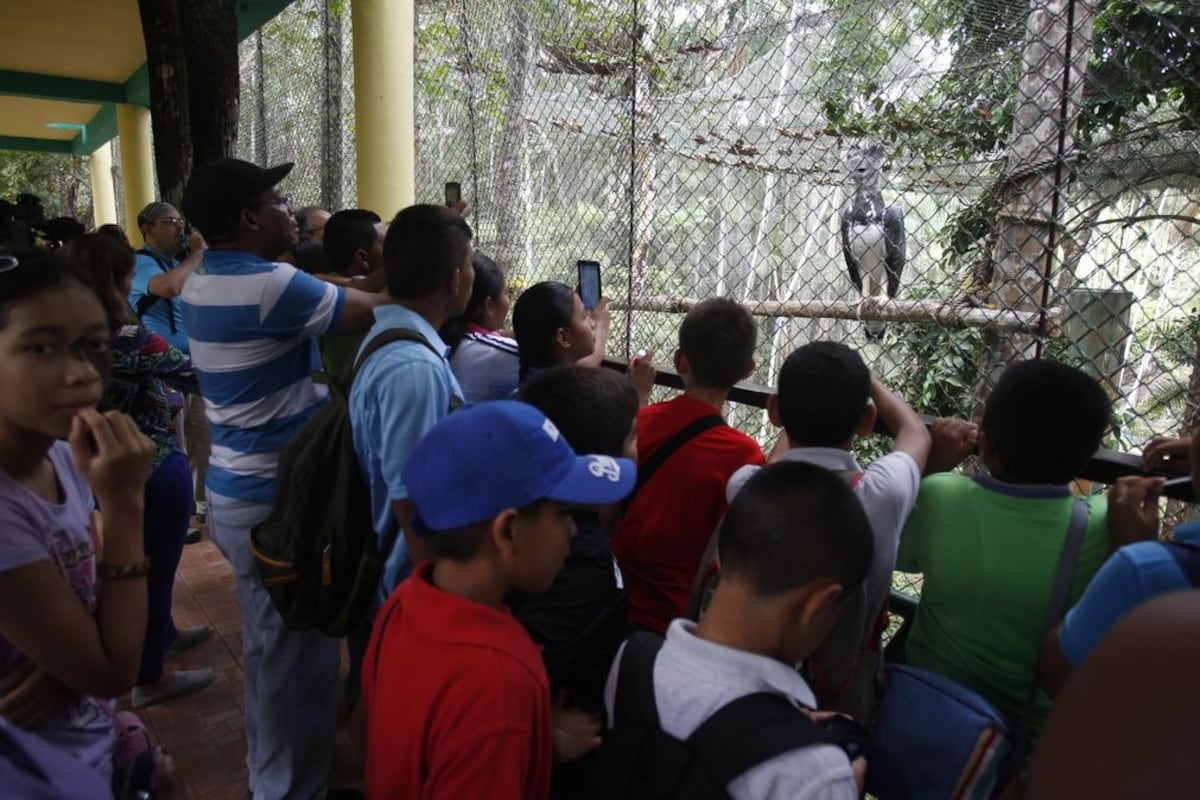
975, 0, 1098, 405
493, 2, 532, 271
321, 0, 344, 210
254, 31, 268, 165
181, 0, 239, 168
137, 0, 192, 206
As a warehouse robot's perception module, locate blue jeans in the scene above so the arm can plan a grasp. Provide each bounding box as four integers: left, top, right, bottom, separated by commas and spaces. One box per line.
207, 492, 340, 800
137, 451, 193, 685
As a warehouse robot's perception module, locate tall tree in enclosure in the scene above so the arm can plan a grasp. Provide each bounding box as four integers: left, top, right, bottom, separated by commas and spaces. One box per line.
137, 0, 240, 205
977, 0, 1099, 397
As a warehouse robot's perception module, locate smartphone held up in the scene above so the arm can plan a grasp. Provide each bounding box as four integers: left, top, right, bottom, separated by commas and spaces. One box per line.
577, 260, 601, 311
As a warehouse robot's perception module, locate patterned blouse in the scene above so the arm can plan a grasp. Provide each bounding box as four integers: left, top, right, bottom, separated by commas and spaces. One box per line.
101, 323, 199, 466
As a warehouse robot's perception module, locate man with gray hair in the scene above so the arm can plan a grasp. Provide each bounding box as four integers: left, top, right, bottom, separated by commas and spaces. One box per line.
131, 201, 211, 535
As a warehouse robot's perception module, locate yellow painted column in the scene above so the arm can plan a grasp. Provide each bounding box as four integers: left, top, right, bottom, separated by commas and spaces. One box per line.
116, 104, 156, 238
352, 0, 415, 217
89, 144, 118, 228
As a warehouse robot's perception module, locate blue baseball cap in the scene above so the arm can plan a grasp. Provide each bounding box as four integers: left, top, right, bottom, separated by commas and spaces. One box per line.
403, 400, 636, 532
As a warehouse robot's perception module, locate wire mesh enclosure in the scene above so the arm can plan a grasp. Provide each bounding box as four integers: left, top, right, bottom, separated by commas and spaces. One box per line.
411, 0, 1200, 451
241, 0, 1200, 456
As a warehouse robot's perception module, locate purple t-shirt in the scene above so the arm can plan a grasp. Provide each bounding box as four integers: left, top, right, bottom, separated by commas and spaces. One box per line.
0, 442, 114, 779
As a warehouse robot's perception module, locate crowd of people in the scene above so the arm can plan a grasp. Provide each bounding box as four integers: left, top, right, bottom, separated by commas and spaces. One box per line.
0, 157, 1197, 800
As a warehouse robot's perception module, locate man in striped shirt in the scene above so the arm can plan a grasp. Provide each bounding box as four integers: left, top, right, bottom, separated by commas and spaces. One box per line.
180, 158, 386, 800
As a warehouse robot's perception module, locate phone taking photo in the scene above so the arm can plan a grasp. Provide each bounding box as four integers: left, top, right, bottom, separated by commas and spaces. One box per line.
445, 182, 462, 207
577, 260, 601, 311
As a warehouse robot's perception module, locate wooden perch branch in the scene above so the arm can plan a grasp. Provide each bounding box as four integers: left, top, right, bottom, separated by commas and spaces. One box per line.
622, 295, 1064, 335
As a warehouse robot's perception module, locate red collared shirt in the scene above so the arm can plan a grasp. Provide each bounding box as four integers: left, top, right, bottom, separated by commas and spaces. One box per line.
363, 562, 553, 799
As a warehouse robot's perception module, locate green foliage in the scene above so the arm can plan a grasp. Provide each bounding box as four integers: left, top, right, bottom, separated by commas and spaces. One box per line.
1087, 4, 1200, 133
891, 323, 984, 419
0, 151, 92, 223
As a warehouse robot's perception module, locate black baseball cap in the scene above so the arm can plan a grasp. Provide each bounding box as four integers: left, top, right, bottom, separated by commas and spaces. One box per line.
181, 158, 294, 238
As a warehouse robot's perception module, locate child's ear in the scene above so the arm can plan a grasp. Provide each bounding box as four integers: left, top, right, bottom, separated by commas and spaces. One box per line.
446, 264, 464, 298
353, 248, 369, 274
766, 394, 783, 427
798, 580, 845, 630
673, 348, 687, 375
489, 508, 521, 561
741, 358, 756, 380
554, 326, 573, 351
856, 401, 878, 439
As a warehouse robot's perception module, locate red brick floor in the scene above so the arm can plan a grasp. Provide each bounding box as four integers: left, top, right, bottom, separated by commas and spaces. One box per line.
135, 538, 250, 799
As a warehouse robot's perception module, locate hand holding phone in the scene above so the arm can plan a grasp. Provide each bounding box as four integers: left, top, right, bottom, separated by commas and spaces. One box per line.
577, 260, 602, 311
445, 182, 462, 207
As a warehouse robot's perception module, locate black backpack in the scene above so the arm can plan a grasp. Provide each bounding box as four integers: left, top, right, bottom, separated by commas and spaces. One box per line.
585, 631, 853, 800
250, 327, 445, 637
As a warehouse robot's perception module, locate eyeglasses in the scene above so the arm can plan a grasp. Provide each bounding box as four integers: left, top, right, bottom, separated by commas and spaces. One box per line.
154, 217, 186, 227
0, 255, 18, 274
248, 196, 293, 211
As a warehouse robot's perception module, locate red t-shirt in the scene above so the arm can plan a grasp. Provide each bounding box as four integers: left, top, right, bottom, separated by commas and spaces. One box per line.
614, 395, 765, 633
363, 562, 553, 800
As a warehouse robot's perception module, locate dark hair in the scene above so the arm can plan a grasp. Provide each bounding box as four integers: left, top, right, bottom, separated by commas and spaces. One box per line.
718, 461, 873, 598
442, 250, 506, 350
382, 204, 473, 299
981, 360, 1111, 484
323, 209, 382, 275
513, 281, 576, 382
64, 233, 137, 325
679, 297, 757, 390
519, 366, 638, 456
428, 501, 547, 562
777, 341, 870, 447
42, 217, 86, 247
96, 224, 131, 248
0, 248, 93, 329
463, 251, 505, 325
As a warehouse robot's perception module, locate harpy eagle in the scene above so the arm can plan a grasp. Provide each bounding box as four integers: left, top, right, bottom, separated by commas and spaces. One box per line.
840, 144, 906, 341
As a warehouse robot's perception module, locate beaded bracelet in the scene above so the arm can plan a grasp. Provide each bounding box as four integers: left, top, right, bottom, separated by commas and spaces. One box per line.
96, 559, 152, 580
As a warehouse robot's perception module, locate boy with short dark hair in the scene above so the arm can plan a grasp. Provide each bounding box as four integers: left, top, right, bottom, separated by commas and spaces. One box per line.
601, 462, 874, 799
362, 401, 635, 799
897, 359, 1113, 731
727, 340, 930, 718
517, 366, 639, 712
616, 297, 764, 634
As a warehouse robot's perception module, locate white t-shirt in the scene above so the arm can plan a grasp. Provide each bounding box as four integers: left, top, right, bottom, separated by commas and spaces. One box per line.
727, 447, 920, 628
450, 331, 520, 404
605, 620, 857, 800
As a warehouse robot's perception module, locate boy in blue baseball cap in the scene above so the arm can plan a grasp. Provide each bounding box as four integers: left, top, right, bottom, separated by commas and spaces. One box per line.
361, 400, 636, 800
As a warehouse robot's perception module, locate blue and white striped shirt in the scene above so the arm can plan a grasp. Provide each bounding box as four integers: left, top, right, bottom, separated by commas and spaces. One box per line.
181, 249, 345, 503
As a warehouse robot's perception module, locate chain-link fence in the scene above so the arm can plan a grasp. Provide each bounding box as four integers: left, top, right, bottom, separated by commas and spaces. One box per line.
404, 0, 1200, 455
243, 0, 1200, 460
236, 0, 358, 215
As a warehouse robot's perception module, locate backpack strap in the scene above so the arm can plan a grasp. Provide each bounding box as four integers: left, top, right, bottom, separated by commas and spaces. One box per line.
348, 327, 440, 388
1008, 497, 1090, 776
348, 326, 449, 561
633, 415, 726, 498
686, 692, 837, 789
1165, 539, 1200, 585
612, 631, 665, 730
134, 248, 178, 335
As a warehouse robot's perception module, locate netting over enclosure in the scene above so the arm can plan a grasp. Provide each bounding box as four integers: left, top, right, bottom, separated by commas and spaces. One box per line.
243, 0, 1200, 455
236, 2, 358, 219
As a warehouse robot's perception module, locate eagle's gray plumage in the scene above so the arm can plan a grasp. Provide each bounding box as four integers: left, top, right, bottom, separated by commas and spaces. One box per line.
840, 144, 906, 341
